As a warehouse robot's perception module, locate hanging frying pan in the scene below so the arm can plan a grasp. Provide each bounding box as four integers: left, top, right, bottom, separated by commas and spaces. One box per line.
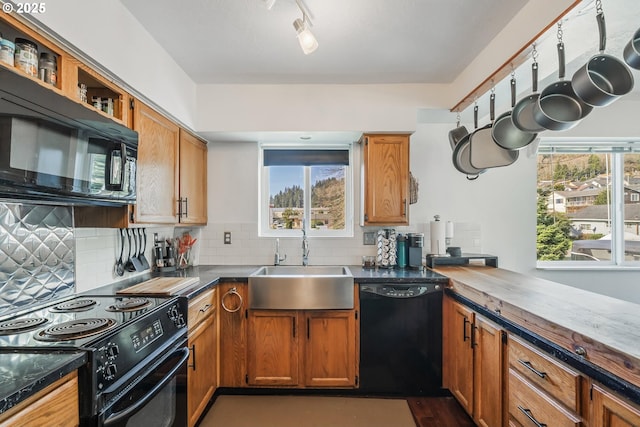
572, 6, 634, 107
512, 58, 546, 133
533, 38, 593, 131
492, 75, 537, 150
624, 27, 640, 70
449, 123, 468, 151
469, 93, 518, 169
452, 104, 485, 179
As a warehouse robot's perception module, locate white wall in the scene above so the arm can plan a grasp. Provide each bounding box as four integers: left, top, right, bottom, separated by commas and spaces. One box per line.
33, 0, 197, 128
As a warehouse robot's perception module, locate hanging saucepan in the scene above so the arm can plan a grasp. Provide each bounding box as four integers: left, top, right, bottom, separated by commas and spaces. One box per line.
572, 5, 634, 107
492, 75, 537, 150
533, 32, 593, 131
469, 92, 518, 169
452, 104, 485, 180
512, 50, 546, 133
448, 114, 468, 151
624, 27, 640, 70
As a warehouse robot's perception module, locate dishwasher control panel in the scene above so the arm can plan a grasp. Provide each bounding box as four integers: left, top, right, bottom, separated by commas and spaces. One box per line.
360, 283, 442, 298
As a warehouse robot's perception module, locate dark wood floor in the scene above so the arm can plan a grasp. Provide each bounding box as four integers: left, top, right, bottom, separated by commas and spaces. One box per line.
407, 397, 475, 427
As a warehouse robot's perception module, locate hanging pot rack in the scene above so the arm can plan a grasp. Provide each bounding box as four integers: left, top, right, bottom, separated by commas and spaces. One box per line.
450, 0, 582, 114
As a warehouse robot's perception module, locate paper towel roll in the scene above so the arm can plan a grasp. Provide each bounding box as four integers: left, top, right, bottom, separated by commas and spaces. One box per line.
430, 220, 446, 255
445, 221, 454, 239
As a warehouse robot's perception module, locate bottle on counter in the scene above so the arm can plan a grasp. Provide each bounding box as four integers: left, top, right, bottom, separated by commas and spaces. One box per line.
397, 234, 407, 268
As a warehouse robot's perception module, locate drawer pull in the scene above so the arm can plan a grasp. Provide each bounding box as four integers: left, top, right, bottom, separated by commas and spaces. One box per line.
518, 359, 547, 379
518, 406, 547, 427
199, 303, 213, 314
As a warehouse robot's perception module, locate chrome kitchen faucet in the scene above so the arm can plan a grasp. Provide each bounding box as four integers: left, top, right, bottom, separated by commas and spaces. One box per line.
274, 238, 286, 265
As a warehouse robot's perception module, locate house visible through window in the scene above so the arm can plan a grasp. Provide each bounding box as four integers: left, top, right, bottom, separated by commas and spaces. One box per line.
259, 146, 353, 237
537, 140, 640, 266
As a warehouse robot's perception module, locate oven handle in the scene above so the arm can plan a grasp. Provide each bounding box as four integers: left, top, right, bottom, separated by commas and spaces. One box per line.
103, 347, 189, 427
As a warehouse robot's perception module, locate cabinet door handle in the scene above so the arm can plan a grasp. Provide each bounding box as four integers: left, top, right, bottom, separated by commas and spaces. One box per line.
292, 317, 296, 338
471, 325, 478, 348
188, 344, 196, 371
517, 406, 546, 427
183, 197, 188, 217
307, 318, 310, 339
518, 359, 547, 379
463, 317, 470, 342
403, 198, 407, 217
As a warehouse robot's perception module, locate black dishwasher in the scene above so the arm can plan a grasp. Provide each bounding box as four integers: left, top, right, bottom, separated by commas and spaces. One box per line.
359, 282, 444, 396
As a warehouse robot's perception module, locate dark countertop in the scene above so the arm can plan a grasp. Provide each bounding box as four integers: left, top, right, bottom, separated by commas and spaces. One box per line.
0, 351, 86, 415
0, 264, 446, 414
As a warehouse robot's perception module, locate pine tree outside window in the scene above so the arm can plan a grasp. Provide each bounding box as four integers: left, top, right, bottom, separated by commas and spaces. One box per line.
537, 139, 640, 268
259, 145, 353, 238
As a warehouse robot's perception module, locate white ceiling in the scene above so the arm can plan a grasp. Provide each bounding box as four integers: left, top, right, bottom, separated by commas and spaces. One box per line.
119, 0, 530, 85
118, 0, 640, 136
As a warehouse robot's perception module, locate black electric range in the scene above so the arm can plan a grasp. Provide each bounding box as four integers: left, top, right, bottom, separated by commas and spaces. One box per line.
0, 295, 188, 426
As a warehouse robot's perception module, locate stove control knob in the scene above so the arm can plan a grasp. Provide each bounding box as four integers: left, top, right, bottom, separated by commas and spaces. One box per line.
104, 363, 118, 380
107, 344, 120, 359
168, 305, 186, 327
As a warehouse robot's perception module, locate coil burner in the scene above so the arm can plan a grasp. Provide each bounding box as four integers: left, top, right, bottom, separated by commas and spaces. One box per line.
0, 317, 48, 335
34, 318, 116, 341
105, 298, 151, 312
50, 299, 98, 313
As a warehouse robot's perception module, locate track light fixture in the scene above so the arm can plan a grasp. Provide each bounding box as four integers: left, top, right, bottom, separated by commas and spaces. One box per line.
293, 0, 318, 55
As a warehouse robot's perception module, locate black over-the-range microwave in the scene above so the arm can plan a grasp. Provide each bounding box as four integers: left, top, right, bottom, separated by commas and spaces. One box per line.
0, 68, 138, 206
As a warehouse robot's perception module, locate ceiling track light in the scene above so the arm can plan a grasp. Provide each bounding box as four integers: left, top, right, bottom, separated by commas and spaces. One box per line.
293, 0, 318, 55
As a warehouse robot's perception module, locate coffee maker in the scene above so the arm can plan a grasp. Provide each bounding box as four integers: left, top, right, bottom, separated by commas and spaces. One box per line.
407, 233, 424, 269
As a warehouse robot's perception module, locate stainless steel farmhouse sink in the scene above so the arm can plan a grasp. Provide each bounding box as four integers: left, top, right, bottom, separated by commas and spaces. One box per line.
248, 266, 354, 309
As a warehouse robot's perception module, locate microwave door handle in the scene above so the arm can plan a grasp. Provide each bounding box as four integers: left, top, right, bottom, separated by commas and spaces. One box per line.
106, 143, 126, 191
103, 347, 189, 426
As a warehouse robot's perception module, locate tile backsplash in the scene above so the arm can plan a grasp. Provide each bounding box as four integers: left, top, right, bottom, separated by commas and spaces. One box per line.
0, 203, 75, 315
198, 222, 481, 266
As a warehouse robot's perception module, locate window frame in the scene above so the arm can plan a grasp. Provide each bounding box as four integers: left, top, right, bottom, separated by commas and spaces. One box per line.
258, 143, 354, 238
536, 138, 640, 270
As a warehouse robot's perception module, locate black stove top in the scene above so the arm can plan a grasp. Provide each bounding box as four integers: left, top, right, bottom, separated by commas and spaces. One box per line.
0, 295, 176, 349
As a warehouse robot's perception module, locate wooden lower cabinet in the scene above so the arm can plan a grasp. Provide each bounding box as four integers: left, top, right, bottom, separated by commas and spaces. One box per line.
247, 310, 299, 386
509, 368, 582, 427
246, 308, 359, 388
591, 384, 640, 427
473, 315, 504, 427
218, 282, 248, 387
0, 371, 79, 427
304, 310, 358, 387
443, 296, 503, 426
187, 288, 217, 427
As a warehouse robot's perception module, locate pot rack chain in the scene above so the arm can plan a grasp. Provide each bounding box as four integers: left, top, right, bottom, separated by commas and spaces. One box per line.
449, 0, 582, 114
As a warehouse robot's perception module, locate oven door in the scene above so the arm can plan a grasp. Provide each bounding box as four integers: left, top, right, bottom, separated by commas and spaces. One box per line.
99, 339, 189, 427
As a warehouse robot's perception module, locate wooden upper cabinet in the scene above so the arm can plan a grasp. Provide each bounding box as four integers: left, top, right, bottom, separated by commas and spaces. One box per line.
179, 129, 208, 225
133, 100, 180, 224
362, 133, 410, 225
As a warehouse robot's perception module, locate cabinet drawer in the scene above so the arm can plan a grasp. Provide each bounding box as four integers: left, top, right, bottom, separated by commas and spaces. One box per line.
509, 368, 582, 427
509, 335, 581, 412
188, 288, 216, 330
